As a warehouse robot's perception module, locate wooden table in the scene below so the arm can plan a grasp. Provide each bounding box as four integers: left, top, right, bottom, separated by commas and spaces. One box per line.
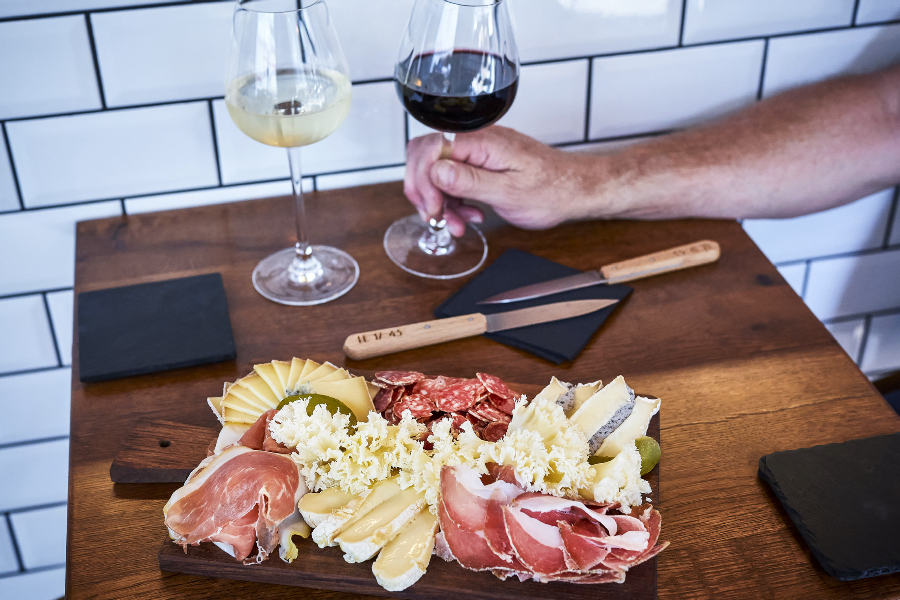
67, 182, 900, 599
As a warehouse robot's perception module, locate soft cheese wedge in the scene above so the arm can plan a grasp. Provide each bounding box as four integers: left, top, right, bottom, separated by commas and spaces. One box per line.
596, 395, 661, 458
372, 509, 439, 592
310, 377, 376, 422
298, 487, 356, 528
533, 376, 573, 411
312, 477, 402, 548
570, 376, 636, 454
569, 380, 602, 417
335, 488, 426, 563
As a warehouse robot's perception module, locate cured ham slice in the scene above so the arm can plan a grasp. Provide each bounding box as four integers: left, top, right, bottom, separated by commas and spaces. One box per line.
437, 502, 524, 573
165, 446, 302, 562
238, 409, 292, 454
440, 465, 523, 532
502, 506, 571, 576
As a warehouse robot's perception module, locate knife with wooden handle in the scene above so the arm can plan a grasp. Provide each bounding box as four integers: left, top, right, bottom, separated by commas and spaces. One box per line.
478, 240, 721, 305
343, 299, 619, 360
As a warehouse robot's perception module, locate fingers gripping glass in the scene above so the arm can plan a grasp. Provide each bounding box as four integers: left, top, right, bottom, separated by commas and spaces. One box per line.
226, 0, 358, 305
387, 0, 519, 279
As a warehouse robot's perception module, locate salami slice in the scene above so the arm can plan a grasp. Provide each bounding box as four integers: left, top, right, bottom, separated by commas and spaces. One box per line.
373, 386, 395, 413
375, 370, 426, 386
434, 380, 484, 412
488, 393, 517, 415
448, 413, 469, 434
413, 375, 467, 398
476, 372, 519, 401
469, 401, 512, 425
482, 422, 509, 442
465, 413, 487, 436
392, 394, 436, 420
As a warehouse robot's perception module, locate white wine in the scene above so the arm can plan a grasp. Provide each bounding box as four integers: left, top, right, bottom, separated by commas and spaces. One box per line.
225, 68, 352, 148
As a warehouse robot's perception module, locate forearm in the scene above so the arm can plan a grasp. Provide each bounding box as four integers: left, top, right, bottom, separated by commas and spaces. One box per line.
582, 65, 900, 220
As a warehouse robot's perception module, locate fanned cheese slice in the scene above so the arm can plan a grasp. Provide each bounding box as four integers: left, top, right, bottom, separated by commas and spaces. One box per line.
207, 396, 224, 425
569, 380, 602, 417
287, 358, 307, 392
235, 373, 280, 408
596, 396, 661, 458
570, 376, 636, 454
335, 488, 426, 563
365, 381, 380, 401
224, 386, 269, 413
255, 362, 287, 401
299, 359, 321, 384
222, 405, 260, 424
313, 477, 401, 548
310, 377, 376, 422
372, 509, 439, 592
299, 487, 356, 528
272, 360, 291, 392
304, 362, 338, 383
312, 366, 347, 383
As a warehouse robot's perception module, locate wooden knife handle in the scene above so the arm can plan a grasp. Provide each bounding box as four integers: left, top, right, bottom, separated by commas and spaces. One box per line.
600, 240, 721, 284
343, 313, 488, 360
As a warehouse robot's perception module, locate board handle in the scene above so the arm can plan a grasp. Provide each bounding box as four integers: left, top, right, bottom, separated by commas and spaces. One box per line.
343, 313, 488, 360
600, 240, 721, 284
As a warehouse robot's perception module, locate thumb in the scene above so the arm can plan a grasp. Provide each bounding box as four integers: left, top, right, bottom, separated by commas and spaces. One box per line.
431, 159, 507, 202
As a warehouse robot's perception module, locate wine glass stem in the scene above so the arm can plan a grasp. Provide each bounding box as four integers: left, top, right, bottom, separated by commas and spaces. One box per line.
287, 146, 323, 284
419, 132, 456, 255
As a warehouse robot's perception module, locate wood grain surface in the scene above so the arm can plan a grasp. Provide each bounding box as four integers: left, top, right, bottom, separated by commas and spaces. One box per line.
109, 420, 218, 483
68, 181, 900, 600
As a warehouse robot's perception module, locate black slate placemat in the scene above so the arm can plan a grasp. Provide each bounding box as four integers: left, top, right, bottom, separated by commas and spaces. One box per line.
435, 249, 631, 364
758, 432, 900, 581
77, 273, 236, 382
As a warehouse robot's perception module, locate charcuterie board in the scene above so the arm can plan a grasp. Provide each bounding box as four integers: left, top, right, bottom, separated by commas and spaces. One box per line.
151, 376, 661, 600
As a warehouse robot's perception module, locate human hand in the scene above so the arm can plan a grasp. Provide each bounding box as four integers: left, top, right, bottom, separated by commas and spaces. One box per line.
404, 126, 599, 236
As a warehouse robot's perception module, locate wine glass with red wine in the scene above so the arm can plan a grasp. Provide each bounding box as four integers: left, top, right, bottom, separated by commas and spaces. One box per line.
386, 0, 519, 279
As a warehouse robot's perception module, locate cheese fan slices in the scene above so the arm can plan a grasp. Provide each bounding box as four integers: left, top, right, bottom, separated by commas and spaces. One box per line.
207, 358, 377, 426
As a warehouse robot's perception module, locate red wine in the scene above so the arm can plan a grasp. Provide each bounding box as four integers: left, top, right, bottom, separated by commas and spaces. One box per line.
396, 50, 518, 133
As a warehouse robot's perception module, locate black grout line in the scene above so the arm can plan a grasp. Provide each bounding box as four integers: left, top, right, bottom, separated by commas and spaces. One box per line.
1, 123, 24, 211
40, 294, 63, 368
0, 435, 70, 452
800, 260, 811, 299
0, 96, 219, 124
852, 0, 863, 26
823, 304, 900, 325
583, 59, 593, 143
773, 243, 900, 268
0, 564, 67, 580
207, 100, 224, 187
3, 502, 68, 516
0, 365, 68, 380
883, 186, 899, 248
83, 14, 107, 110
120, 198, 127, 215
0, 288, 72, 302
856, 314, 873, 365
4, 514, 24, 573
678, 0, 688, 46
0, 0, 224, 23
756, 38, 770, 101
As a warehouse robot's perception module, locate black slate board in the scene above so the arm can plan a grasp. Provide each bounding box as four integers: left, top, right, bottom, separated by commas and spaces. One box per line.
78, 273, 236, 382
758, 432, 900, 581
435, 249, 631, 364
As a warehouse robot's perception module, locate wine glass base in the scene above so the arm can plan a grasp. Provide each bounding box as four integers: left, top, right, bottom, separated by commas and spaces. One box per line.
252, 246, 359, 306
384, 214, 488, 279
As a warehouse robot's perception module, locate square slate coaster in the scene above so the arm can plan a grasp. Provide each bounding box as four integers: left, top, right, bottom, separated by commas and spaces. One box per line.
435, 249, 631, 364
77, 273, 236, 383
758, 432, 900, 581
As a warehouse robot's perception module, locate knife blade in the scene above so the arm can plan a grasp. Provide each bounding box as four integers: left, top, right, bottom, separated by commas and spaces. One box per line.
478, 240, 721, 305
343, 298, 619, 360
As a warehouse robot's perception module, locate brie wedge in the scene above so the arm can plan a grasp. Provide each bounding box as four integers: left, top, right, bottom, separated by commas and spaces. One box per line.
312, 477, 401, 548
570, 376, 636, 454
372, 509, 439, 592
595, 395, 661, 457
298, 487, 355, 528
335, 487, 426, 563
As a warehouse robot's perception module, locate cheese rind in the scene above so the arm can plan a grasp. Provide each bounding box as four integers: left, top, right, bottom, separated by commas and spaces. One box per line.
569, 380, 602, 417
570, 376, 636, 454
596, 396, 660, 458
207, 396, 225, 425
372, 509, 439, 592
335, 488, 426, 563
312, 477, 401, 547
298, 487, 356, 528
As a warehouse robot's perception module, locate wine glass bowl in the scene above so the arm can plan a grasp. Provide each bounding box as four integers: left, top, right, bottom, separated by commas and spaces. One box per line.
226, 0, 358, 305
388, 0, 519, 279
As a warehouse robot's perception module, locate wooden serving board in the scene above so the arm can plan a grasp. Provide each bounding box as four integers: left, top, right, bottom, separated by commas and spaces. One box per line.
153, 385, 661, 600
110, 419, 218, 483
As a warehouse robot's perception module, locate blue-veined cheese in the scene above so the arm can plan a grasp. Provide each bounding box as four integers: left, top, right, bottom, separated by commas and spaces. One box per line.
570, 376, 636, 454
596, 396, 660, 458
533, 376, 575, 412
569, 380, 602, 416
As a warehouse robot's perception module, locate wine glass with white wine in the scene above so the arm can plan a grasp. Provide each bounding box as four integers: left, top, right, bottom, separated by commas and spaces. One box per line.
226, 0, 357, 305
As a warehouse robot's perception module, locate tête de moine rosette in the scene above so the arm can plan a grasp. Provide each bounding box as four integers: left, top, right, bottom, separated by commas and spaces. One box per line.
163, 359, 667, 591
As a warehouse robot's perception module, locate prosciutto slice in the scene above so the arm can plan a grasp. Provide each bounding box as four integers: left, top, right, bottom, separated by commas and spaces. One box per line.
165, 445, 302, 562
239, 409, 292, 454
440, 465, 523, 532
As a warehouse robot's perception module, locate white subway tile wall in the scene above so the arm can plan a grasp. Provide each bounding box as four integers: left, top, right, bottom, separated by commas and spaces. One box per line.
589, 41, 765, 139
1, 2, 899, 597
682, 0, 854, 45
91, 2, 233, 106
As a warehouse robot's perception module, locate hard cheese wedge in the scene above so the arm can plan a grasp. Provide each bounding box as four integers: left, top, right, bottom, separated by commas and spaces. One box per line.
235, 373, 280, 409
372, 509, 439, 592
335, 488, 426, 563
310, 377, 376, 423
314, 368, 350, 383
222, 391, 267, 424
570, 375, 636, 454
303, 362, 338, 384
287, 358, 307, 392
312, 477, 401, 548
298, 487, 356, 528
596, 395, 661, 457
207, 396, 224, 425
272, 360, 291, 392
225, 384, 271, 413
254, 362, 287, 401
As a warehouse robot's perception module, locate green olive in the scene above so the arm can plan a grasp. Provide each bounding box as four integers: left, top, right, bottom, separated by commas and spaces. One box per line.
588, 455, 613, 465
634, 436, 661, 475
277, 393, 357, 426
